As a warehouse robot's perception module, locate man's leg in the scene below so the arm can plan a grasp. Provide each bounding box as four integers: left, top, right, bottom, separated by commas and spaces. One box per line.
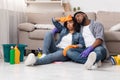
94, 46, 107, 62
42, 31, 57, 55
34, 50, 70, 65
84, 46, 107, 69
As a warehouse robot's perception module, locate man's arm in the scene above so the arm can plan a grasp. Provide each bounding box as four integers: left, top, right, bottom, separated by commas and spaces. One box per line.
92, 22, 104, 48
92, 38, 103, 48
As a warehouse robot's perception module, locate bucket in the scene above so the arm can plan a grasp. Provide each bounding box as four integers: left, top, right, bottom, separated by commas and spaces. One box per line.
2, 44, 27, 62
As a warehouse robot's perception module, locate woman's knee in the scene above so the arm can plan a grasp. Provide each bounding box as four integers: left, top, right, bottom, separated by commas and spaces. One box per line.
66, 49, 73, 56
46, 31, 53, 37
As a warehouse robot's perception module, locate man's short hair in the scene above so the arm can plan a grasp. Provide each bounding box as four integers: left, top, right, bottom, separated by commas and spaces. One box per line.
73, 11, 86, 18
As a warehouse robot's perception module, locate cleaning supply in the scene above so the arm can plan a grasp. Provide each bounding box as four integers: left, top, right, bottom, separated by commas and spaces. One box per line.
10, 46, 15, 64
14, 46, 20, 64
110, 55, 120, 65
37, 48, 42, 58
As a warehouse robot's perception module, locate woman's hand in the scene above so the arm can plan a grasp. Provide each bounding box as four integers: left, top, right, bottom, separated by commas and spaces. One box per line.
63, 45, 79, 56
54, 17, 60, 22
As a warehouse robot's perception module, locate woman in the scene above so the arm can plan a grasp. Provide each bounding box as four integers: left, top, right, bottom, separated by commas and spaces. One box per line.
25, 15, 85, 66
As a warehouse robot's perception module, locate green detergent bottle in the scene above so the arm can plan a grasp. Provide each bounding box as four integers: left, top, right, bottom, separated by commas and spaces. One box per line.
10, 46, 15, 64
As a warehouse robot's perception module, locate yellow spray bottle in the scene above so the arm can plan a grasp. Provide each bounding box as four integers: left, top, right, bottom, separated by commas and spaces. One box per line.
14, 46, 20, 64
37, 48, 42, 58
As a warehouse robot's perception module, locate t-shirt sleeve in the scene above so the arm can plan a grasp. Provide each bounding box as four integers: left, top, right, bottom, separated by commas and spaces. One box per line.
94, 22, 104, 41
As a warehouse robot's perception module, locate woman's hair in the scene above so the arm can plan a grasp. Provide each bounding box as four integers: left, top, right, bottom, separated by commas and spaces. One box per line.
63, 17, 80, 32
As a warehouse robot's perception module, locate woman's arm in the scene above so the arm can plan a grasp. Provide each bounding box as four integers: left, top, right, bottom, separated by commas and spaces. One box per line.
52, 18, 64, 32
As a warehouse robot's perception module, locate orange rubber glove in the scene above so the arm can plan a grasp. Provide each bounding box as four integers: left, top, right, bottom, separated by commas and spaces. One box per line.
63, 45, 79, 56
59, 15, 72, 23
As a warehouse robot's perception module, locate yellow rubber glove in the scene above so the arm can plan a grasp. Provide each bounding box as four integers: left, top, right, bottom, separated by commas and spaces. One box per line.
63, 45, 79, 56
59, 15, 72, 23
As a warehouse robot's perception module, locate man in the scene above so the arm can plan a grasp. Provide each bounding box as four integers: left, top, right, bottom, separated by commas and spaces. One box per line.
66, 11, 109, 70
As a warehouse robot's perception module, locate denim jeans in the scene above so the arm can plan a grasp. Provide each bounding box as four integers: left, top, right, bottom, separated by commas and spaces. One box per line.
66, 46, 107, 64
34, 31, 69, 65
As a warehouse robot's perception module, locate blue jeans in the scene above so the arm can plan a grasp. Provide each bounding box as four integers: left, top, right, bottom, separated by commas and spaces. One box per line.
66, 46, 107, 64
34, 31, 69, 65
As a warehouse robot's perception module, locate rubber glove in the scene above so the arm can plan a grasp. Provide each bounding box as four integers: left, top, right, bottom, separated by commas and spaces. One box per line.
59, 15, 72, 23
80, 46, 94, 58
52, 27, 59, 35
63, 45, 79, 56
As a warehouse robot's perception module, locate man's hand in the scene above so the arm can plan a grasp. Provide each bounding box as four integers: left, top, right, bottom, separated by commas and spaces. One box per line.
80, 46, 94, 58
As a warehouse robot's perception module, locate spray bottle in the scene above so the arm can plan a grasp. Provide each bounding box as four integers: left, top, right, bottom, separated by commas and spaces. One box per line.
37, 48, 42, 58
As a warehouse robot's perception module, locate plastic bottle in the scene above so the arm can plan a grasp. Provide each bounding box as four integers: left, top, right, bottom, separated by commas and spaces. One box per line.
14, 46, 20, 64
37, 48, 42, 58
10, 46, 15, 64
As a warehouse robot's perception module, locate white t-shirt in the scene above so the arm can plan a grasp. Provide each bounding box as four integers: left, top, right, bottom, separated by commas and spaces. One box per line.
82, 25, 95, 47
57, 33, 72, 49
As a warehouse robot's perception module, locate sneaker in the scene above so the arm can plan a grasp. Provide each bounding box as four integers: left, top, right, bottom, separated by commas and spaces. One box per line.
84, 52, 97, 70
90, 60, 102, 70
24, 53, 36, 66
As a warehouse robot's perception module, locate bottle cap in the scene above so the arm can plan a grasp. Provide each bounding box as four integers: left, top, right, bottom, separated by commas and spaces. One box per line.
11, 46, 14, 49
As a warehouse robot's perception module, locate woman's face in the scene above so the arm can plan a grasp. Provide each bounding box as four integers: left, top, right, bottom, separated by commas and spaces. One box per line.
66, 20, 74, 31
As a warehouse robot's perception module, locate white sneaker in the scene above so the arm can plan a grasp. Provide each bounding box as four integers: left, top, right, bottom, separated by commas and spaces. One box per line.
24, 53, 36, 66
84, 52, 97, 70
90, 60, 102, 70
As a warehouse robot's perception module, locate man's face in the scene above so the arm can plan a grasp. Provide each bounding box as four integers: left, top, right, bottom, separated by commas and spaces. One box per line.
75, 13, 85, 25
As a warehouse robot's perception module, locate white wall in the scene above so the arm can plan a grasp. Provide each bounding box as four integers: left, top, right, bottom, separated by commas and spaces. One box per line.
69, 0, 120, 12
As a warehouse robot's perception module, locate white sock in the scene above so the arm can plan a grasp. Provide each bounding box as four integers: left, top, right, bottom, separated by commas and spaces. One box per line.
84, 52, 97, 70
40, 54, 46, 58
24, 53, 36, 66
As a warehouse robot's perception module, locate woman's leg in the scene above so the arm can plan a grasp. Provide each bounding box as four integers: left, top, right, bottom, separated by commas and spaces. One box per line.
67, 48, 87, 64
34, 50, 70, 65
42, 31, 57, 54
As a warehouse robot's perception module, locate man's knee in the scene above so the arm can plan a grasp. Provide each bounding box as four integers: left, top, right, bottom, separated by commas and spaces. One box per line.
94, 46, 106, 61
